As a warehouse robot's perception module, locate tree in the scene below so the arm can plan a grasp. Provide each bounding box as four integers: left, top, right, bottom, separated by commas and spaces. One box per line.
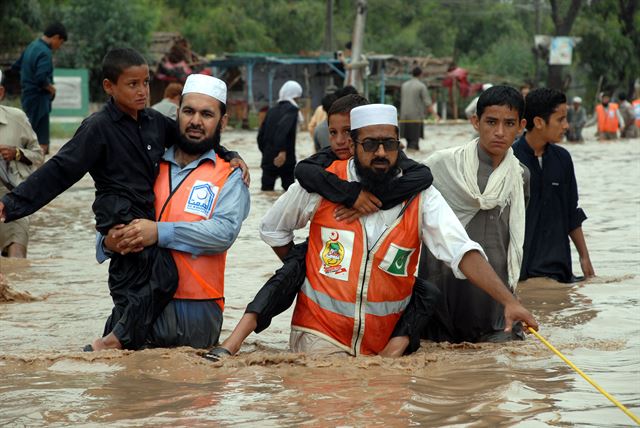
547, 0, 582, 90
56, 0, 158, 100
573, 0, 639, 101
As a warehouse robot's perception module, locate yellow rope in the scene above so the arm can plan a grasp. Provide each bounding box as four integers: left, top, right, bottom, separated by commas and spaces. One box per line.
527, 326, 640, 425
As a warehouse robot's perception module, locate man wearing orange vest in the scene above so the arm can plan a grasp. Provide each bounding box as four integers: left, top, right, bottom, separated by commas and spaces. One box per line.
98, 74, 250, 349
595, 93, 623, 141
259, 104, 538, 356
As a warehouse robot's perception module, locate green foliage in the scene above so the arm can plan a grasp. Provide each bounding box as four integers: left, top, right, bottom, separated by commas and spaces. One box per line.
7, 0, 636, 104
55, 0, 159, 99
573, 0, 639, 97
0, 0, 42, 49
460, 35, 535, 84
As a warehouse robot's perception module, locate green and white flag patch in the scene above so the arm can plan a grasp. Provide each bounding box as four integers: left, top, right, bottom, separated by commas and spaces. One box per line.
379, 244, 415, 277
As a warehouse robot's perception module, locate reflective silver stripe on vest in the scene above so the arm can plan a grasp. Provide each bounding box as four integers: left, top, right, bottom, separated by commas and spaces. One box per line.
302, 279, 355, 317
365, 295, 411, 317
301, 279, 410, 318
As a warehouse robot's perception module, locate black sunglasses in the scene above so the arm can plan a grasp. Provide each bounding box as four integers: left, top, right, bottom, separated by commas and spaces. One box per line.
355, 138, 401, 152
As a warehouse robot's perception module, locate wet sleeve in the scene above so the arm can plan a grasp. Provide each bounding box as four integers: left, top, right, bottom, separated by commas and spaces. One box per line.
566, 156, 587, 232
294, 148, 362, 207
374, 152, 433, 210
1, 120, 101, 222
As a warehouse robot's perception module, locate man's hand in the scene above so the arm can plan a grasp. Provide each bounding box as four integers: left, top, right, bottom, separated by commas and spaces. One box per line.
120, 219, 158, 248
105, 219, 158, 255
0, 146, 18, 162
352, 190, 382, 215
104, 224, 132, 254
273, 151, 286, 168
0, 201, 5, 222
47, 84, 56, 97
504, 301, 538, 333
334, 206, 361, 223
229, 158, 250, 186
580, 256, 595, 278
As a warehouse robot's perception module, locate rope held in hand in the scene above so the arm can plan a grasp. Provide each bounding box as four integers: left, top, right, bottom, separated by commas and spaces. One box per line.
527, 326, 639, 425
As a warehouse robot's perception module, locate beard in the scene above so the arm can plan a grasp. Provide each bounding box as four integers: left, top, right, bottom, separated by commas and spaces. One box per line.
354, 150, 400, 192
177, 122, 222, 155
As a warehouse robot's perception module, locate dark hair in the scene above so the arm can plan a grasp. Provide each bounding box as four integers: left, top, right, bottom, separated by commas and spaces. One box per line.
618, 92, 628, 102
102, 48, 147, 83
44, 22, 67, 40
335, 85, 358, 98
328, 94, 369, 118
524, 87, 566, 131
476, 85, 525, 120
412, 67, 422, 77
321, 93, 338, 113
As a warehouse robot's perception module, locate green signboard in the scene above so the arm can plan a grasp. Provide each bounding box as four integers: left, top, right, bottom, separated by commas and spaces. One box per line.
51, 68, 89, 117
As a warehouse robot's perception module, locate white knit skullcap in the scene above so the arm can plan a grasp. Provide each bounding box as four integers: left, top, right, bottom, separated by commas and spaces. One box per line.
182, 74, 227, 104
573, 96, 582, 103
350, 104, 398, 130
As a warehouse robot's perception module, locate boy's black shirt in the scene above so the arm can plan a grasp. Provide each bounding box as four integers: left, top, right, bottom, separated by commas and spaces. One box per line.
294, 146, 433, 210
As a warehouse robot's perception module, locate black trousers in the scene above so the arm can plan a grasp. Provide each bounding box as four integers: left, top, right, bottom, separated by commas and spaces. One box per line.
261, 164, 295, 191
246, 240, 440, 355
103, 246, 178, 349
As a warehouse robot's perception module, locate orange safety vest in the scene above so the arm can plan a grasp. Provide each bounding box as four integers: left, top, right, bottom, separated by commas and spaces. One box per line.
596, 103, 619, 133
153, 157, 232, 308
633, 99, 640, 128
291, 160, 422, 356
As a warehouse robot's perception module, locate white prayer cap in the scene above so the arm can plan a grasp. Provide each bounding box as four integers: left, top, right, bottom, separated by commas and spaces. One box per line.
573, 96, 582, 103
182, 74, 227, 104
482, 83, 493, 91
350, 104, 398, 130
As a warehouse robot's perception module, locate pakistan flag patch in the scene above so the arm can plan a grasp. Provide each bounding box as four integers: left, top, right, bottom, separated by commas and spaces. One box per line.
379, 244, 415, 277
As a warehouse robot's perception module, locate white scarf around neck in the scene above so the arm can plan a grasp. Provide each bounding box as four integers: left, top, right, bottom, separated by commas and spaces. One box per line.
426, 138, 525, 290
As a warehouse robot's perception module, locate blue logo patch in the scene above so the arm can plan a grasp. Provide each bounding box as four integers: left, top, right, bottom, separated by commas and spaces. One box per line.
184, 180, 218, 218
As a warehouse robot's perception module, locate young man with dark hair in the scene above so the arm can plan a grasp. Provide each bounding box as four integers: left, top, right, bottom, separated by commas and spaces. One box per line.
13, 22, 68, 154
418, 85, 531, 344
513, 87, 595, 283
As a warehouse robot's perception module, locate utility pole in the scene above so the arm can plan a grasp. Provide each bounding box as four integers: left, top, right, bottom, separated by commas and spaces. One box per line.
348, 0, 368, 93
324, 0, 334, 52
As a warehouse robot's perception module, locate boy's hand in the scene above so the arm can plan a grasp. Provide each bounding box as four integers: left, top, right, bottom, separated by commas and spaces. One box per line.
229, 158, 250, 186
105, 224, 144, 255
273, 151, 286, 168
334, 206, 361, 223
353, 190, 381, 215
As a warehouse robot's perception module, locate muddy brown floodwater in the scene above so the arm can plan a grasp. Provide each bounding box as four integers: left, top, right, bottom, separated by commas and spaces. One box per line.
1, 123, 638, 427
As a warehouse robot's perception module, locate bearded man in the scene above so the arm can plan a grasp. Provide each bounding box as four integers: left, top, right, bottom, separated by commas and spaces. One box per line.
97, 74, 250, 349
258, 104, 537, 356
